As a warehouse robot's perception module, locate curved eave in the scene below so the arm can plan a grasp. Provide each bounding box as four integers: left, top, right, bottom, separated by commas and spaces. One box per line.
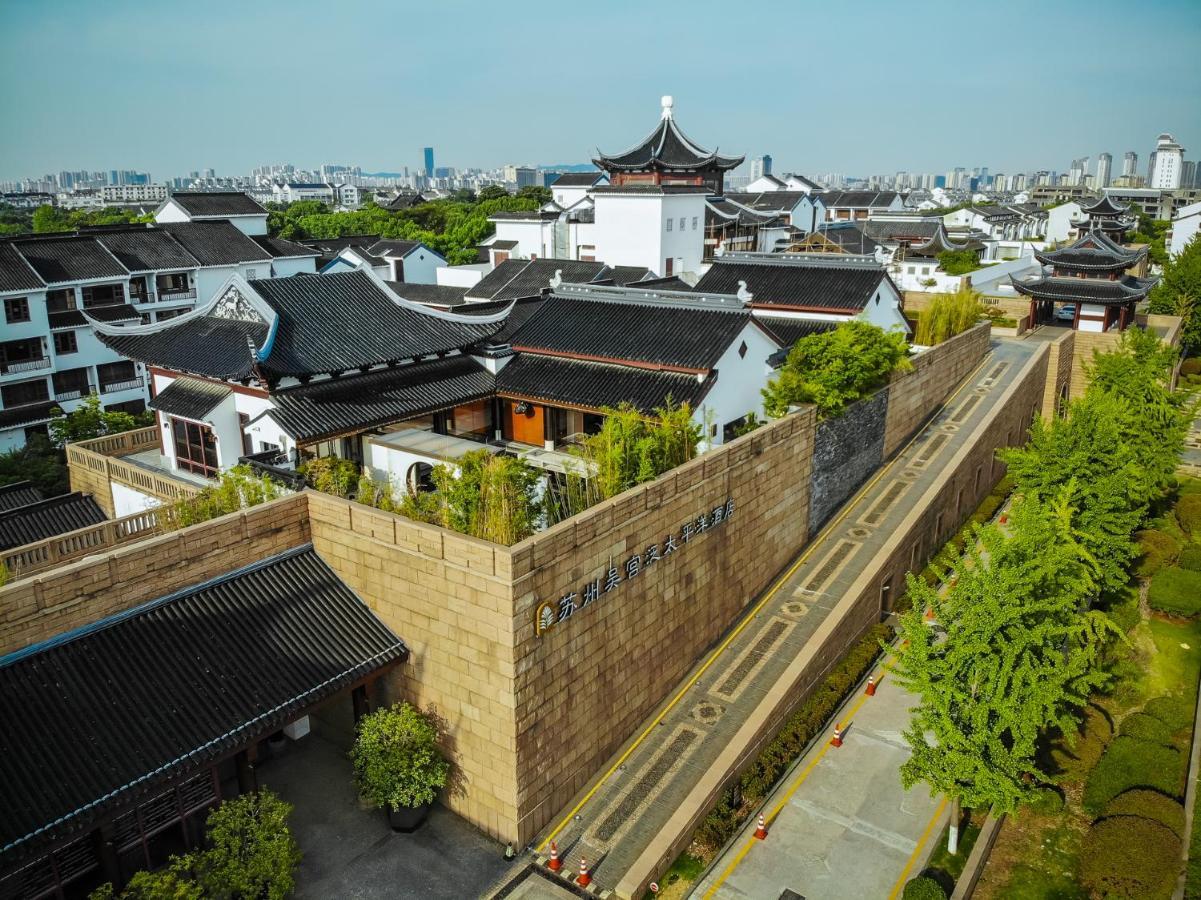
1010, 276, 1153, 304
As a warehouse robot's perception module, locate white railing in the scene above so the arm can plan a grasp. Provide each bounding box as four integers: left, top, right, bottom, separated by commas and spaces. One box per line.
1, 357, 51, 374
100, 377, 144, 394
156, 287, 197, 301
54, 386, 92, 402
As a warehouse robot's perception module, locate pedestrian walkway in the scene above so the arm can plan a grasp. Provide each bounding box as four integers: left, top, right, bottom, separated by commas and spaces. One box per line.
510, 337, 1040, 897
692, 661, 944, 900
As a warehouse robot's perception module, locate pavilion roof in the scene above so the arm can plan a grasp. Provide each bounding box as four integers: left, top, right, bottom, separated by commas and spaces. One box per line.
593, 100, 743, 173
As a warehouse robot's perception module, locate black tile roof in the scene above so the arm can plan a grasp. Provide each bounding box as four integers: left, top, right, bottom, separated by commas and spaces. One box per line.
0, 402, 58, 430
692, 258, 887, 312
384, 192, 427, 210
754, 315, 839, 349
158, 222, 272, 267
588, 184, 711, 195
0, 242, 46, 293
594, 113, 742, 172
550, 172, 605, 187
0, 545, 407, 866
251, 271, 504, 378
0, 492, 106, 551
497, 352, 711, 414
1080, 194, 1130, 216
1011, 273, 1157, 304
725, 191, 811, 212
1034, 230, 1143, 271
466, 258, 650, 303
819, 190, 900, 209
47, 309, 86, 330
250, 235, 319, 259
85, 303, 140, 322
97, 316, 267, 380
488, 209, 561, 221
10, 236, 127, 284
93, 229, 197, 272
367, 239, 424, 258
806, 223, 879, 255
297, 235, 383, 255
0, 482, 44, 513
264, 355, 494, 442
385, 282, 470, 307
149, 377, 232, 421
166, 191, 267, 217
509, 293, 751, 371
862, 220, 941, 242
457, 295, 548, 344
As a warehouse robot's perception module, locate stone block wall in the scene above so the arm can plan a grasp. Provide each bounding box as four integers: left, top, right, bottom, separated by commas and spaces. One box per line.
508, 408, 818, 842
809, 388, 888, 535
1041, 329, 1074, 417
883, 323, 992, 459
0, 494, 310, 656
69, 461, 118, 518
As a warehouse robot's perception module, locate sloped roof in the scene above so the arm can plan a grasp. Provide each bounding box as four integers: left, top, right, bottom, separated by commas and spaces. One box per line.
250, 235, 320, 259
550, 172, 606, 187
385, 282, 470, 307
93, 228, 198, 272
165, 191, 267, 217
97, 316, 268, 380
9, 236, 126, 284
466, 258, 651, 302
594, 104, 743, 173
0, 492, 106, 551
818, 190, 900, 209
0, 242, 47, 293
0, 482, 44, 513
754, 315, 840, 349
0, 545, 407, 866
158, 222, 272, 266
149, 377, 233, 421
692, 256, 887, 312
1034, 230, 1144, 271
497, 352, 711, 414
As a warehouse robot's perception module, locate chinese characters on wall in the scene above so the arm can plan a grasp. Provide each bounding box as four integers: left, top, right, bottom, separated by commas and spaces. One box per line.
534, 497, 735, 637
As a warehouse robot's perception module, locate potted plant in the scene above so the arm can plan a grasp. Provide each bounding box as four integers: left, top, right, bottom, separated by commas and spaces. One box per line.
350, 701, 450, 831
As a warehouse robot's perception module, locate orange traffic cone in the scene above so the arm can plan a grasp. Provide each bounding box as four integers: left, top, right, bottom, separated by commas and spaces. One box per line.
547, 841, 561, 872
866, 675, 877, 696
753, 814, 768, 840
577, 857, 591, 887
831, 723, 844, 748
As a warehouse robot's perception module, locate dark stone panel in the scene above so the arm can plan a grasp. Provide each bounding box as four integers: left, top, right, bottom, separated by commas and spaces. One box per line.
808, 388, 888, 535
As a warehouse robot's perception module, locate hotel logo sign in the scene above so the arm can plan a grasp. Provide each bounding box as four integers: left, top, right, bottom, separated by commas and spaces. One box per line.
534, 498, 735, 637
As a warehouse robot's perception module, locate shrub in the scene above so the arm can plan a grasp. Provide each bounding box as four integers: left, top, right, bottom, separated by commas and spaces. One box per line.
165, 466, 285, 530
1144, 696, 1195, 734
1025, 787, 1064, 815
1181, 357, 1201, 376
1083, 736, 1185, 815
1103, 588, 1142, 633
1120, 712, 1174, 744
1103, 789, 1186, 837
1080, 815, 1180, 899
351, 702, 450, 811
1148, 567, 1201, 617
902, 875, 948, 899
914, 287, 983, 345
199, 791, 302, 900
1178, 494, 1201, 535
299, 456, 360, 498
1050, 704, 1112, 783
1181, 544, 1201, 571
1136, 529, 1182, 577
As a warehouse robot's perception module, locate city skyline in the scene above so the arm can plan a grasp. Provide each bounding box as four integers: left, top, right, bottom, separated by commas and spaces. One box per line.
2, 0, 1198, 182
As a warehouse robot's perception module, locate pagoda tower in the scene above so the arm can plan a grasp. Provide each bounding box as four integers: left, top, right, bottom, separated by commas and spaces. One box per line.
592, 96, 744, 196
1013, 230, 1155, 332
1075, 193, 1133, 240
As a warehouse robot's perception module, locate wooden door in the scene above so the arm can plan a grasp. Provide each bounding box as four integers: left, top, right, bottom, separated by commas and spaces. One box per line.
504, 401, 543, 445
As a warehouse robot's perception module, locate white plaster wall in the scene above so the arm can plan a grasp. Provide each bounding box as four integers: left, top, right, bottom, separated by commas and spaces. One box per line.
396, 249, 446, 284
694, 321, 780, 446
228, 215, 269, 236
112, 481, 162, 516
1045, 203, 1083, 243
365, 441, 438, 493
492, 220, 547, 259
591, 194, 665, 275
270, 256, 318, 278
1170, 206, 1201, 257
153, 200, 190, 224
437, 265, 488, 288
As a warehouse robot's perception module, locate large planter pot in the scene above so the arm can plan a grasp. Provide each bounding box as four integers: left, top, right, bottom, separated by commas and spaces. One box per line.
387, 802, 432, 832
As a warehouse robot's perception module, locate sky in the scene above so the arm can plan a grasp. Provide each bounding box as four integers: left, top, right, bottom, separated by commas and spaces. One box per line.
2, 0, 1200, 182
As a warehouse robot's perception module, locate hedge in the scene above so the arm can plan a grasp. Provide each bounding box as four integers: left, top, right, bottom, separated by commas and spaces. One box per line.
1181, 544, 1201, 572
1178, 494, 1201, 535
1051, 704, 1112, 784
1144, 696, 1195, 734
1080, 815, 1180, 899
1148, 567, 1201, 618
1182, 358, 1201, 377
1102, 789, 1186, 837
692, 622, 891, 853
1137, 529, 1182, 577
1119, 712, 1175, 744
902, 875, 947, 899
1082, 736, 1186, 815
1024, 787, 1064, 815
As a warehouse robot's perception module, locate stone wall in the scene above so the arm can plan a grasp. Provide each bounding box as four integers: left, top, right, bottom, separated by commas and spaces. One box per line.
305, 491, 522, 840
0, 494, 310, 656
809, 388, 888, 535
883, 322, 992, 459
1041, 329, 1075, 417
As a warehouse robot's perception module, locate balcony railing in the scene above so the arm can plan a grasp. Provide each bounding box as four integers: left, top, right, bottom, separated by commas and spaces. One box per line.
1, 357, 51, 375
54, 385, 93, 402
156, 287, 197, 301
100, 376, 144, 394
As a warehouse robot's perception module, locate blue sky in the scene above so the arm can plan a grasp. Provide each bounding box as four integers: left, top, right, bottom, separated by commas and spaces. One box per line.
2, 0, 1199, 181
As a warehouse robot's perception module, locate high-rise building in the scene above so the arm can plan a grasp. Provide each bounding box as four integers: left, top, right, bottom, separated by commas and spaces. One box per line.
749, 155, 772, 181
1150, 133, 1185, 189
1096, 153, 1112, 189
423, 147, 435, 177
1122, 151, 1138, 178
1183, 160, 1198, 190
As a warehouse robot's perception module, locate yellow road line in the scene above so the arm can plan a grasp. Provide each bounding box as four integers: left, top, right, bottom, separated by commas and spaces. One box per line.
888, 797, 949, 899
535, 355, 992, 853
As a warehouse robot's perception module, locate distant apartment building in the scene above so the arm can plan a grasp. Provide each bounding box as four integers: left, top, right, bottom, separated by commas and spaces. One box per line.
1150, 133, 1185, 189
1122, 151, 1138, 178
1095, 153, 1112, 189
423, 147, 435, 177
101, 184, 168, 204
271, 182, 336, 205
749, 155, 772, 182
502, 166, 537, 188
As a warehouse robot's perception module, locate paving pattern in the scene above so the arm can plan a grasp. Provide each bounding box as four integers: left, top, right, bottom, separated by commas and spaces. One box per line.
512, 338, 1038, 896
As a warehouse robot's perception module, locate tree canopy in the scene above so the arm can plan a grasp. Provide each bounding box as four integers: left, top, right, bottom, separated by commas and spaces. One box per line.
762, 320, 910, 419
48, 393, 155, 447
1148, 232, 1201, 351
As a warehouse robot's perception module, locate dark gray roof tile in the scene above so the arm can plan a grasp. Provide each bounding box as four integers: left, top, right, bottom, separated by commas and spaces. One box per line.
166, 191, 267, 217
0, 492, 106, 551
497, 353, 710, 414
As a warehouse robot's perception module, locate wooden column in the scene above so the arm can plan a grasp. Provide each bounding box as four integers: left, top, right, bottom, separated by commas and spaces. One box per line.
236, 746, 258, 795
93, 824, 121, 888
352, 683, 371, 724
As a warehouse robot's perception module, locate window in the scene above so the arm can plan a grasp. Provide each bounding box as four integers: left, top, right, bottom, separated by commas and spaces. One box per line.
907, 266, 915, 274
666, 218, 673, 232
2, 379, 50, 407
4, 297, 29, 323
172, 417, 218, 477
738, 341, 748, 359
53, 331, 78, 355
246, 269, 258, 280
692, 217, 698, 230
680, 218, 686, 231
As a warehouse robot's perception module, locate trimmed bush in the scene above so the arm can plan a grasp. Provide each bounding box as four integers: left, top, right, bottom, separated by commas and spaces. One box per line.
1148, 567, 1201, 617
902, 875, 948, 900
1136, 529, 1182, 577
1051, 704, 1113, 783
1144, 696, 1195, 734
1120, 712, 1175, 744
1181, 357, 1201, 377
1080, 815, 1180, 899
1103, 588, 1142, 633
1103, 789, 1186, 837
1083, 736, 1186, 815
1178, 494, 1201, 535
1181, 544, 1201, 572
1025, 787, 1064, 815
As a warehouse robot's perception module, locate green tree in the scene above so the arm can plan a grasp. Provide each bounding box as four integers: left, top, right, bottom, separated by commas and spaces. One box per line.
935, 248, 982, 276
477, 185, 510, 202
1148, 232, 1201, 351
350, 702, 450, 811
48, 393, 154, 446
914, 287, 983, 345
32, 204, 70, 233
762, 320, 910, 419
197, 791, 302, 900
516, 185, 552, 205
894, 491, 1116, 852
0, 434, 69, 495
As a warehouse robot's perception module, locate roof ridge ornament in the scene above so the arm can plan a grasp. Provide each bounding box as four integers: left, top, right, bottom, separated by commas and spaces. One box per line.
550, 269, 563, 289
736, 280, 753, 303
661, 95, 674, 120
